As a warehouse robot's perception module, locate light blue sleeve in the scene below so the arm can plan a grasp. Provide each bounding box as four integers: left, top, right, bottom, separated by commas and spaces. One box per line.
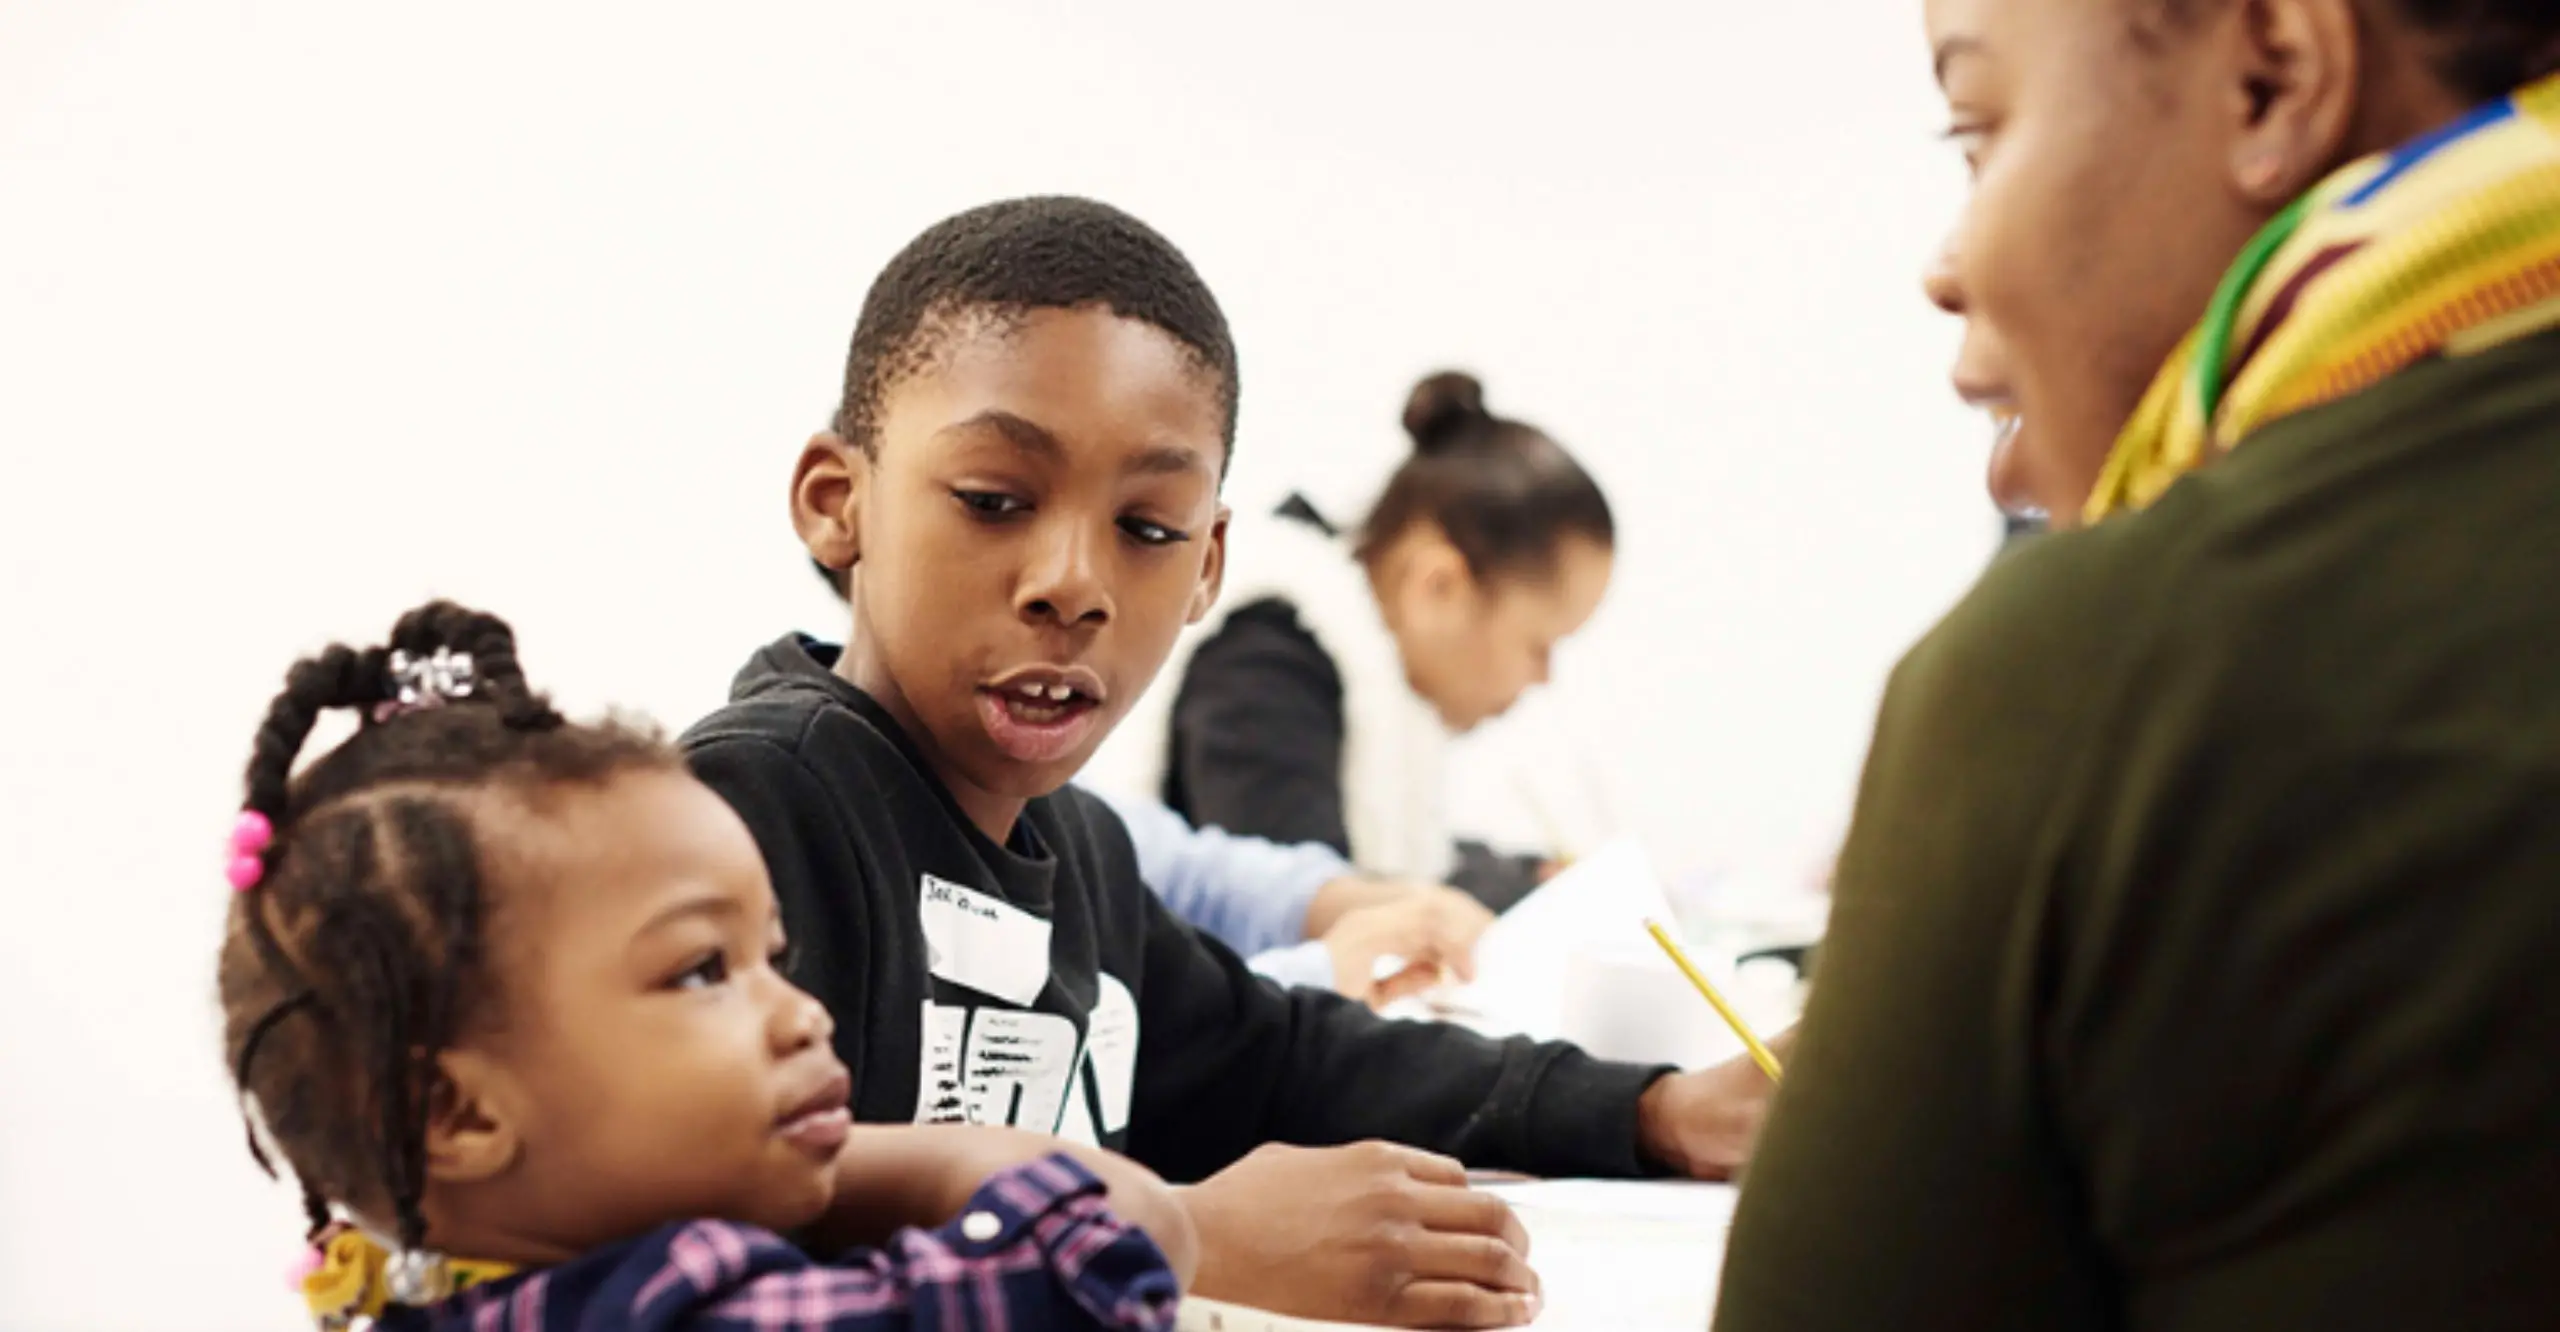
1247, 939, 1339, 991
1082, 784, 1349, 960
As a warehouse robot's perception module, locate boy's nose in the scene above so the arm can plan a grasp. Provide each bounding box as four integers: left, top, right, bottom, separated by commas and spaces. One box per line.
1019, 520, 1112, 627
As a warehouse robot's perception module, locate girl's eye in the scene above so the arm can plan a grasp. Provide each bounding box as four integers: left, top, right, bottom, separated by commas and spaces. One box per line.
953, 490, 1029, 519
1942, 124, 1992, 177
1120, 517, 1190, 547
670, 951, 731, 991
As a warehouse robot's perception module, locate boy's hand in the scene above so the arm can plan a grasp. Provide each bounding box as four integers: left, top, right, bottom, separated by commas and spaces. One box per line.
1183, 1141, 1540, 1328
1633, 1026, 1799, 1180
1321, 887, 1495, 1008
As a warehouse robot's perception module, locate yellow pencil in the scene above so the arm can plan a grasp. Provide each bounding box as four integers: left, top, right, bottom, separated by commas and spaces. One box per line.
1644, 919, 1785, 1081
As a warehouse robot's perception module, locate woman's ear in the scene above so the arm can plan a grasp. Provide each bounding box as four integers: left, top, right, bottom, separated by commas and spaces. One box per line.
2222, 0, 2362, 205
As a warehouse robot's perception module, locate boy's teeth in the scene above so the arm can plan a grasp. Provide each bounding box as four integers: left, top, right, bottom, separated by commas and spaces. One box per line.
1017, 683, 1045, 699
1046, 684, 1071, 702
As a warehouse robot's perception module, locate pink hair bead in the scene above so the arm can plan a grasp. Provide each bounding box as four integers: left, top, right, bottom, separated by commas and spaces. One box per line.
225, 810, 274, 892
230, 810, 274, 855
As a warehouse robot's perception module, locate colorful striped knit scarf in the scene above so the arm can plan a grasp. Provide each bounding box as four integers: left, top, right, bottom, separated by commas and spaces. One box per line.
2083, 72, 2560, 525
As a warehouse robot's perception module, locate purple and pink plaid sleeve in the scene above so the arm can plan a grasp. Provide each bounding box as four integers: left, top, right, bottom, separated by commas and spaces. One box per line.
398, 1154, 1180, 1332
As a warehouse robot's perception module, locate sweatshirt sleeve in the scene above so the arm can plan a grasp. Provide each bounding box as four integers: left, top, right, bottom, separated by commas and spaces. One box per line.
1119, 880, 1671, 1185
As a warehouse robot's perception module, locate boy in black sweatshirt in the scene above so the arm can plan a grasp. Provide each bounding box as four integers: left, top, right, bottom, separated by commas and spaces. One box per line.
681, 196, 1778, 1329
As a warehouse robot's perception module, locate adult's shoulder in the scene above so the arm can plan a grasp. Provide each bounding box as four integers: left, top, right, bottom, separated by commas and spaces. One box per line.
1883, 508, 2189, 756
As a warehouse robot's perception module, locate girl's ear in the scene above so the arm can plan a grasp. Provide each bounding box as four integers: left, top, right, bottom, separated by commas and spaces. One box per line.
422, 1050, 522, 1185
1407, 526, 1473, 610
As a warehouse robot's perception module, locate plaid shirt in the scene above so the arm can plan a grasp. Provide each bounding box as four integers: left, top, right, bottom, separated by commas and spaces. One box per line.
382, 1155, 1178, 1332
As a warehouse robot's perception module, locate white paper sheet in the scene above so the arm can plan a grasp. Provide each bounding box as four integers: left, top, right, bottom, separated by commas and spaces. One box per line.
1429, 838, 1679, 1039
1481, 1177, 1740, 1227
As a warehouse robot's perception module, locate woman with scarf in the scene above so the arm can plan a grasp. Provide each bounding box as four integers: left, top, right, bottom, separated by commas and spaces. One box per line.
1716, 2, 2560, 1329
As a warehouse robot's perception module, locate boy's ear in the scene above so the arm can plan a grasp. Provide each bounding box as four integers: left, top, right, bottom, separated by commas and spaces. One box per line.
1187, 504, 1232, 624
423, 1049, 522, 1186
792, 432, 866, 573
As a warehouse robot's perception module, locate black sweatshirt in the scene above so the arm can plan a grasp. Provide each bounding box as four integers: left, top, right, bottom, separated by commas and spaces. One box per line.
679, 635, 1670, 1184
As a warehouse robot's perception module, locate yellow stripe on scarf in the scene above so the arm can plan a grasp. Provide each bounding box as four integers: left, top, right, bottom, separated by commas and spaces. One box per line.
2083, 73, 2560, 525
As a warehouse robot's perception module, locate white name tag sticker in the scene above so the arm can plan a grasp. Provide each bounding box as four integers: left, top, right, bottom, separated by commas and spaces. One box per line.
1085, 972, 1139, 1134
917, 875, 1053, 1006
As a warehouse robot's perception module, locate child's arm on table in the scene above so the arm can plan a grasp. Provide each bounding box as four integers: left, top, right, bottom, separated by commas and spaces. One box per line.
806, 1123, 1198, 1286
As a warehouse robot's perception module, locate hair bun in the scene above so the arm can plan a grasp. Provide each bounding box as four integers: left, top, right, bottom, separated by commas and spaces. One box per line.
1402, 371, 1489, 454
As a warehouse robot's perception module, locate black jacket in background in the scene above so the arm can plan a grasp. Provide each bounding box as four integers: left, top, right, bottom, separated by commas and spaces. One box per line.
1166, 499, 1545, 912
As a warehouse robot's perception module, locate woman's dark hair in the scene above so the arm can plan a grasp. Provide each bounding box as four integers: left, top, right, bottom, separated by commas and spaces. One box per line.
1354, 371, 1615, 584
218, 601, 670, 1248
2396, 0, 2560, 98
2140, 0, 2560, 102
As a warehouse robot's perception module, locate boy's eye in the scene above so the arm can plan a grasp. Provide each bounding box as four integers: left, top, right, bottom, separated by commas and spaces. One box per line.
1119, 516, 1191, 547
953, 489, 1029, 520
669, 950, 731, 991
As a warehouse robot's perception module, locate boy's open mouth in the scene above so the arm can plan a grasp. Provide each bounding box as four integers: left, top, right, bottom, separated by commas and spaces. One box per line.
976, 666, 1106, 765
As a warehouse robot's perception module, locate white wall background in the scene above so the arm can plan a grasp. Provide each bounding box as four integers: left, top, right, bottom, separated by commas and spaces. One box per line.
0, 2, 1989, 1326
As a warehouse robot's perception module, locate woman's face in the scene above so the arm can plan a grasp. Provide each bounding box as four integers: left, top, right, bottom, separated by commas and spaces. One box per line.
1920, 0, 2294, 522
1392, 536, 1614, 733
